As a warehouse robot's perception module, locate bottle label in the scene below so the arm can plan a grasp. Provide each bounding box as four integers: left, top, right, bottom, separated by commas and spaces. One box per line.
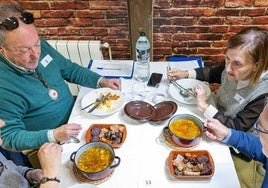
136, 49, 150, 62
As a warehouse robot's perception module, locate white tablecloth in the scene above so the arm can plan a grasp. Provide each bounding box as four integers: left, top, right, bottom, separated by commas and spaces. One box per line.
59, 62, 240, 188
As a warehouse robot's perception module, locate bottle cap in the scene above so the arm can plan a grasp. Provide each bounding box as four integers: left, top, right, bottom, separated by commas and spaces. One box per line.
140, 32, 146, 36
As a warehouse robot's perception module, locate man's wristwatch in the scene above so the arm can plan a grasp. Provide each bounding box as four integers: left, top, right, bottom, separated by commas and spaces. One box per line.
40, 177, 60, 184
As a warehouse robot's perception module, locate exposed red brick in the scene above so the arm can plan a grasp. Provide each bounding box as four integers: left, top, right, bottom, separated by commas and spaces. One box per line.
185, 26, 210, 33
20, 2, 50, 10
89, 1, 127, 10
225, 17, 252, 25
35, 19, 68, 27
69, 18, 93, 27
199, 33, 223, 40
215, 9, 241, 16
80, 28, 108, 36
210, 26, 229, 33
173, 17, 196, 26
157, 8, 185, 17
185, 8, 215, 16
212, 40, 228, 48
199, 17, 225, 25
76, 10, 105, 19
50, 1, 89, 10
41, 10, 74, 18
12, 0, 268, 63
154, 33, 173, 42
255, 0, 268, 6
253, 17, 268, 24
107, 10, 128, 18
154, 0, 173, 8
241, 8, 266, 16
198, 48, 226, 55
225, 0, 253, 7
187, 41, 211, 47
173, 33, 199, 40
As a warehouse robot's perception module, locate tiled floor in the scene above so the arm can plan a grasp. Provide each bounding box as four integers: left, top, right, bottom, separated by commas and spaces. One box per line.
232, 154, 264, 188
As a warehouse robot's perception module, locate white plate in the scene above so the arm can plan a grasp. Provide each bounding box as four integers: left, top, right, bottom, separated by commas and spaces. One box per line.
81, 88, 124, 116
169, 78, 211, 104
68, 184, 99, 188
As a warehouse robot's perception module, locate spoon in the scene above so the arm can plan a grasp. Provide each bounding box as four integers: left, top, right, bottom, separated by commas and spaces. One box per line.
59, 136, 80, 145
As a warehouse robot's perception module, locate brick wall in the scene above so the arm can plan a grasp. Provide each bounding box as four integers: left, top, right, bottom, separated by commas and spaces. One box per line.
7, 0, 268, 65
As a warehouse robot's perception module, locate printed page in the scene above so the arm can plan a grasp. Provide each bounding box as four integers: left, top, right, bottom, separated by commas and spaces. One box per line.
88, 60, 134, 79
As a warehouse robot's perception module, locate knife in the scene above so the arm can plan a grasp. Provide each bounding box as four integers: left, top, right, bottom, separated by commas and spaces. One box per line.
81, 99, 99, 110
87, 93, 110, 113
81, 93, 107, 110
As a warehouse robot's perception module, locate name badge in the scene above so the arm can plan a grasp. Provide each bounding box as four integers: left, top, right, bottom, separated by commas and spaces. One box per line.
40, 55, 53, 67
234, 93, 245, 104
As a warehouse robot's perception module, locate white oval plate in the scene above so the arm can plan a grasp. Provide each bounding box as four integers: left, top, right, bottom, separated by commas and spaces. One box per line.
169, 78, 211, 104
81, 88, 124, 116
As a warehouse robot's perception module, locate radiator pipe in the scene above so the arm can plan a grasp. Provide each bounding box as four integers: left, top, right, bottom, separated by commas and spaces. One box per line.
102, 42, 112, 60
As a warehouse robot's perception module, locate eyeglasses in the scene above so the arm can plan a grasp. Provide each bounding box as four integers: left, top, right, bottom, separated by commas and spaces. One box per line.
253, 120, 268, 135
0, 12, 34, 30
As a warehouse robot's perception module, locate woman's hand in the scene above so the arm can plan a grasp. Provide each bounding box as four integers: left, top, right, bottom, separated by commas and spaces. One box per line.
99, 78, 121, 90
53, 123, 82, 142
38, 142, 62, 178
204, 118, 229, 141
193, 84, 208, 111
167, 69, 189, 80
38, 142, 62, 188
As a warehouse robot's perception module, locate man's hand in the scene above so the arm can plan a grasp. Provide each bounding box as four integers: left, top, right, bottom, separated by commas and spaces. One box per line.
53, 123, 82, 142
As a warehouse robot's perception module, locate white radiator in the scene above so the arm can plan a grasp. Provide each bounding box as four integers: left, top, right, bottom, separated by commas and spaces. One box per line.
47, 40, 111, 96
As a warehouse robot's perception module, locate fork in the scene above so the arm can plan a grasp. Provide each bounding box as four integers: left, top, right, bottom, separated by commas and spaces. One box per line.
87, 93, 110, 113
170, 79, 196, 98
81, 96, 102, 110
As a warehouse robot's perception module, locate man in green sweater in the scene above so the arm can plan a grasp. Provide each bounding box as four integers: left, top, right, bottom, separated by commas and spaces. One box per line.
0, 3, 120, 165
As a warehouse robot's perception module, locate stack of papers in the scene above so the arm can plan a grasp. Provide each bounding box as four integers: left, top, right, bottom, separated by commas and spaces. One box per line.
168, 56, 203, 70
88, 60, 134, 79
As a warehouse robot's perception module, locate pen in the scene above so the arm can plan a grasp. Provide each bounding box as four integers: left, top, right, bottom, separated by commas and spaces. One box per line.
97, 67, 121, 70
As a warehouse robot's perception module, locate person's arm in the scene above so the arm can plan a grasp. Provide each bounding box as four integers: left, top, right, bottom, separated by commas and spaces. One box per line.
226, 129, 266, 162
214, 94, 267, 131
38, 142, 62, 188
204, 118, 266, 162
195, 61, 225, 83
167, 61, 225, 83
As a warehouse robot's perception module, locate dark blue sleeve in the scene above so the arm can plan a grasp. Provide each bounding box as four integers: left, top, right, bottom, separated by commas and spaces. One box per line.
226, 129, 267, 163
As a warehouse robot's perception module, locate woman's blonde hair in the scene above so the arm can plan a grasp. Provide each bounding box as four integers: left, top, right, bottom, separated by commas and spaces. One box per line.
227, 27, 268, 85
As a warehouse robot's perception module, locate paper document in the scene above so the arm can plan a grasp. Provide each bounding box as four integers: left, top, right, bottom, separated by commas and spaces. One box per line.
88, 60, 134, 79
168, 56, 203, 70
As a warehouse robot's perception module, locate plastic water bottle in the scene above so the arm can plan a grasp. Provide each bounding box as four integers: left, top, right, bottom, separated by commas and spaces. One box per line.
135, 32, 150, 82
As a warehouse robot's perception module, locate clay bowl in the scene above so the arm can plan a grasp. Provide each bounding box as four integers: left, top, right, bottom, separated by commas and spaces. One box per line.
166, 114, 205, 148
70, 142, 120, 180
168, 150, 215, 179
85, 124, 127, 148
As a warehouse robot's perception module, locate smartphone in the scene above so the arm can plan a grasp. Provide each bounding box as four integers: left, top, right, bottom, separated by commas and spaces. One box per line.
147, 73, 163, 87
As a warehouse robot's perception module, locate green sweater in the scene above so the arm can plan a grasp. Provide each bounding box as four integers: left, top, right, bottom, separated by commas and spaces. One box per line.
0, 39, 102, 151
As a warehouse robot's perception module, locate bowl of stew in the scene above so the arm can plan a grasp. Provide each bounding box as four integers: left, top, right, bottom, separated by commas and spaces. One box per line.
166, 114, 204, 147
70, 142, 120, 180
